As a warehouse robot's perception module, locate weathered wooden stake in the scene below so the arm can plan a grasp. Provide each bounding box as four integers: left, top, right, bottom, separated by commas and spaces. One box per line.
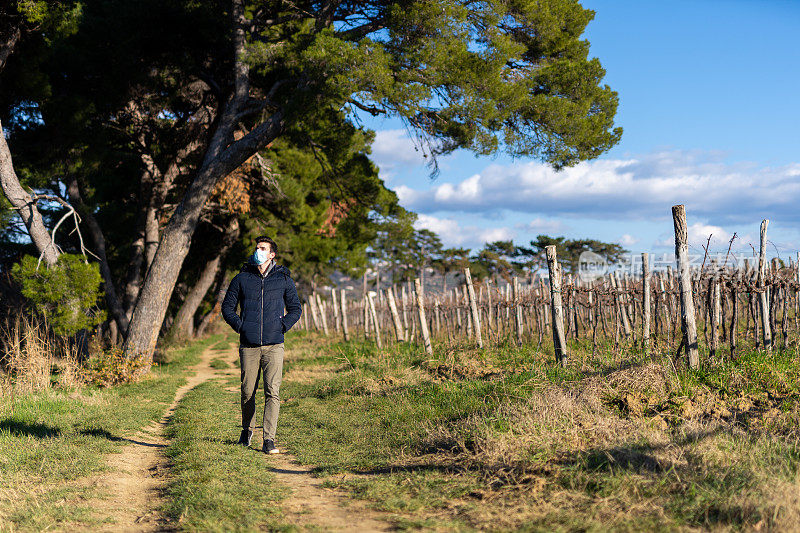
464, 267, 483, 348
315, 293, 329, 335
331, 287, 341, 333
367, 291, 381, 349
340, 290, 350, 341
401, 286, 410, 339
513, 277, 524, 346
709, 278, 720, 358
757, 219, 772, 351
642, 253, 651, 351
672, 204, 699, 368
415, 278, 433, 355
729, 283, 737, 358
309, 294, 322, 331
545, 245, 567, 365
363, 273, 370, 338
386, 288, 405, 342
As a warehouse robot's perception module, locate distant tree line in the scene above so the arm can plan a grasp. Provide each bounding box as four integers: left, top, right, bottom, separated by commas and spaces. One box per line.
368, 232, 628, 285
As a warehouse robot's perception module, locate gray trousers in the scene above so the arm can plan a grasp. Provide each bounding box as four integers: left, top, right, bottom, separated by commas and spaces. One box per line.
239, 343, 284, 441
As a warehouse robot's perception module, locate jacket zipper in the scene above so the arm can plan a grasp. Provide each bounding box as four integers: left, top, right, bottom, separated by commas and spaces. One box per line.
260, 275, 265, 344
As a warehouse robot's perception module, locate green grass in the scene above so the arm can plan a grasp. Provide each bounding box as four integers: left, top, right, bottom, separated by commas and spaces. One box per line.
210, 357, 231, 369
0, 333, 221, 530
276, 331, 800, 531
210, 339, 232, 352
162, 377, 289, 531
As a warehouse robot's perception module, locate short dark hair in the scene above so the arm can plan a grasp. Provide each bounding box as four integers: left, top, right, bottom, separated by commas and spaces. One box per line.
255, 236, 277, 254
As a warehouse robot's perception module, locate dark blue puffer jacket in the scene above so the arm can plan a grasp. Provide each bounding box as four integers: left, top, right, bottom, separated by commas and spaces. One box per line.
221, 262, 302, 346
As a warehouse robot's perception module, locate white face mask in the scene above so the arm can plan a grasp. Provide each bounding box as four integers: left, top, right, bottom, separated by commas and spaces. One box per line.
253, 249, 271, 265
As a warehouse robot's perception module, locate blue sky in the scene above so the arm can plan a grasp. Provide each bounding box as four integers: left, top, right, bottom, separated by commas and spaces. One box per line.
361, 0, 800, 264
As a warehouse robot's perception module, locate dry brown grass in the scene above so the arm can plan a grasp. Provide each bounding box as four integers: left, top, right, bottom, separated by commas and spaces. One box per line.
1, 313, 83, 397
409, 359, 800, 530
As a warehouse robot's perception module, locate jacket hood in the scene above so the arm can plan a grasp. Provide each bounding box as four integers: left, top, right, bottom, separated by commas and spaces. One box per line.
240, 262, 291, 277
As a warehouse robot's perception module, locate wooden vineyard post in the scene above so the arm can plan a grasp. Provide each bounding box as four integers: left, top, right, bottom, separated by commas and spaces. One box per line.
464, 267, 483, 348
545, 246, 568, 366
795, 252, 800, 332
610, 273, 632, 340
302, 303, 310, 330
570, 277, 579, 339
315, 293, 330, 335
672, 204, 699, 368
386, 288, 405, 342
513, 277, 524, 346
340, 290, 350, 341
585, 279, 593, 328
408, 281, 418, 341
642, 253, 651, 351
331, 288, 340, 333
486, 278, 494, 338
434, 298, 441, 335
729, 280, 737, 358
658, 274, 671, 340
414, 278, 433, 355
363, 273, 370, 338
461, 284, 472, 338
757, 219, 772, 351
309, 294, 321, 331
367, 291, 382, 349
709, 277, 720, 358
401, 286, 410, 340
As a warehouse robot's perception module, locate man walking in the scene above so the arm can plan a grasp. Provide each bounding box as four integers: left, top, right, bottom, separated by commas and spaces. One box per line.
222, 236, 302, 454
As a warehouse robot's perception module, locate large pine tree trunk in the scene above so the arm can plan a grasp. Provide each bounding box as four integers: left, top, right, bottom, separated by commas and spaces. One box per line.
122, 111, 284, 359
123, 0, 285, 360
169, 218, 239, 339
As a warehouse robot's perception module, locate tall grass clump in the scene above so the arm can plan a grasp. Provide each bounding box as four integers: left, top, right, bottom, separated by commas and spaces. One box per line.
0, 313, 82, 396
0, 312, 149, 398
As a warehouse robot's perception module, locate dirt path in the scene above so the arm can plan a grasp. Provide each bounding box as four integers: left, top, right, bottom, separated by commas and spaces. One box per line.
268, 453, 391, 532
267, 362, 392, 532
91, 345, 226, 532
87, 341, 390, 532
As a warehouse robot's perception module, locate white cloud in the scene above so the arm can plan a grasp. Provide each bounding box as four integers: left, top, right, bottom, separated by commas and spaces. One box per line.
619, 234, 639, 247
654, 223, 733, 249
479, 227, 515, 243
395, 149, 800, 225
515, 217, 568, 234
687, 223, 731, 247
370, 130, 429, 175
414, 214, 514, 248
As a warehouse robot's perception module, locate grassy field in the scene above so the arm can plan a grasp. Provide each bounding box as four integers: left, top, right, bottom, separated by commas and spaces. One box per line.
276, 332, 800, 531
0, 333, 221, 530
4, 325, 800, 531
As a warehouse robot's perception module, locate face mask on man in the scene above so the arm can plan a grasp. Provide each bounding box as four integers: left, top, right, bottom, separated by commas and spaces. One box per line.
252, 249, 271, 265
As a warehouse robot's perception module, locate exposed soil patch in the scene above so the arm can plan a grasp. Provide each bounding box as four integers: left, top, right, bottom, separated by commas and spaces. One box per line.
268, 453, 392, 531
